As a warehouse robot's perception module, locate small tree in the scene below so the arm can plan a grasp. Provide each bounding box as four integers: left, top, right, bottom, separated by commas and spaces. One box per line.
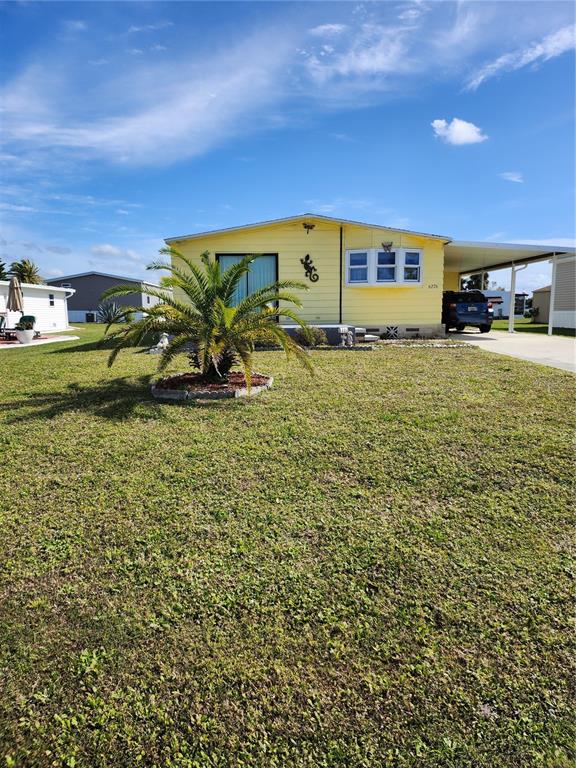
101, 249, 313, 389
9, 258, 44, 284
460, 273, 489, 291
0, 261, 8, 281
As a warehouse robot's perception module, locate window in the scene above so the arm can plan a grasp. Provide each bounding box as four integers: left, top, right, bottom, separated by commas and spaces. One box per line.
376, 251, 396, 282
403, 251, 421, 282
146, 295, 151, 304
49, 293, 55, 306
348, 251, 369, 283
346, 249, 423, 286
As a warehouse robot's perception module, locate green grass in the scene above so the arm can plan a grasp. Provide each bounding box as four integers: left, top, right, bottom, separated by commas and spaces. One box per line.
1, 325, 574, 767
492, 318, 576, 337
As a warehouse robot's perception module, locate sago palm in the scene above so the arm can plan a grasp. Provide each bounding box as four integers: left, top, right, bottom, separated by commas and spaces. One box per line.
101, 248, 313, 388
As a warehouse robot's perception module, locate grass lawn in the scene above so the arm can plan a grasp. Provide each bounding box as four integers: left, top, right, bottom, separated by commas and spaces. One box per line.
492, 318, 576, 337
1, 325, 574, 767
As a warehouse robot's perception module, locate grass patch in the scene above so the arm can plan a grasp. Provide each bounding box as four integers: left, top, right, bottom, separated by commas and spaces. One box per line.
1, 325, 574, 767
492, 318, 576, 337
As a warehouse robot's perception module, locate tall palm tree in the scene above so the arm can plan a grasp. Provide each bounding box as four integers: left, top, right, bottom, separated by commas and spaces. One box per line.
0, 261, 8, 281
101, 248, 313, 388
9, 258, 44, 284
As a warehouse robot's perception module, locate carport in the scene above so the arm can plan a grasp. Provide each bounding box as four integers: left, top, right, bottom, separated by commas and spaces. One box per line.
444, 241, 576, 334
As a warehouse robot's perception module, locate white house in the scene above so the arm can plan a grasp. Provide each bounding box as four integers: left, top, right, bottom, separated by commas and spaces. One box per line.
484, 290, 528, 319
0, 281, 74, 333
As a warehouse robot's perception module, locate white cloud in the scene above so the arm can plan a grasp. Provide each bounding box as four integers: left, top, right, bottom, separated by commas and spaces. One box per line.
467, 24, 576, 90
309, 24, 347, 37
0, 31, 296, 166
45, 245, 71, 255
90, 244, 142, 262
64, 20, 87, 33
304, 197, 373, 214
128, 21, 174, 34
499, 171, 524, 184
306, 24, 413, 84
398, 2, 430, 23
0, 202, 36, 212
431, 117, 488, 145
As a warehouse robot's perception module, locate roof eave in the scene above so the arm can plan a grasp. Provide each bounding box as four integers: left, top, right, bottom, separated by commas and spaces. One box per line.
165, 213, 452, 245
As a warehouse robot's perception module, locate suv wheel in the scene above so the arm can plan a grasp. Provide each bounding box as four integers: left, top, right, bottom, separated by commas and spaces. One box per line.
456, 323, 465, 332
479, 325, 491, 333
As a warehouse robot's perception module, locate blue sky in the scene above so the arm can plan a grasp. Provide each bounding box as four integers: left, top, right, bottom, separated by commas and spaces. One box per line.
0, 1, 574, 293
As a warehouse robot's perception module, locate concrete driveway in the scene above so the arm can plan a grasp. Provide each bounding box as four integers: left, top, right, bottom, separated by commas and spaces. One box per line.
452, 330, 576, 372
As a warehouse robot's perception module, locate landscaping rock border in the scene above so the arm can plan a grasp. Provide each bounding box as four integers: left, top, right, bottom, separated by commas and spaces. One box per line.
151, 374, 274, 402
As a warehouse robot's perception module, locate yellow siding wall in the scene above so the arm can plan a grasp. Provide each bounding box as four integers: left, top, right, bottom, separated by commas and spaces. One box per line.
171, 219, 447, 326
443, 271, 460, 291
342, 226, 444, 326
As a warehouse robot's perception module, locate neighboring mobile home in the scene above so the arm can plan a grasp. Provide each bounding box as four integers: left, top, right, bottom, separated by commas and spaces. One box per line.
531, 285, 551, 323
165, 214, 575, 337
46, 271, 165, 323
0, 281, 73, 332
549, 254, 576, 330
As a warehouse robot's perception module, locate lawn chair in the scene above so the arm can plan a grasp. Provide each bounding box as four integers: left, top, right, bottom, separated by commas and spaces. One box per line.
19, 315, 41, 338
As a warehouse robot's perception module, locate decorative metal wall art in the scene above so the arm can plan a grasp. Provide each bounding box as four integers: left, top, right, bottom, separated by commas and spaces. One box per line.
302, 223, 316, 234
301, 254, 319, 282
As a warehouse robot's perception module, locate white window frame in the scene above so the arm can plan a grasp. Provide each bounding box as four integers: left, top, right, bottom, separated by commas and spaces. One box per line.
375, 249, 398, 283
345, 248, 423, 286
402, 250, 422, 284
347, 250, 370, 284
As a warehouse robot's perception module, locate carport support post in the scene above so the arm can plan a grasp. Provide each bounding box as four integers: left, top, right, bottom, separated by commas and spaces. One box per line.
548, 253, 557, 336
508, 264, 516, 333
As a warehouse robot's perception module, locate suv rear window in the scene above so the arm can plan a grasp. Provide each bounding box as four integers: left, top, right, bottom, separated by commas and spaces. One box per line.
445, 291, 486, 303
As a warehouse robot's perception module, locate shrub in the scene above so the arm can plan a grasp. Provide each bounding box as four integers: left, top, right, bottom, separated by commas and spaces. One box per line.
292, 326, 328, 347
97, 302, 131, 325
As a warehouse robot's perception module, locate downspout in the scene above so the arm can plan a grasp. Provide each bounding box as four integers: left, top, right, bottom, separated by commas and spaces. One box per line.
548, 253, 557, 336
339, 225, 343, 324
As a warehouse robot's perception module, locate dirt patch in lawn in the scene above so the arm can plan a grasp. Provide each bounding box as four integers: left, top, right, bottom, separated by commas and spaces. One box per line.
155, 371, 271, 392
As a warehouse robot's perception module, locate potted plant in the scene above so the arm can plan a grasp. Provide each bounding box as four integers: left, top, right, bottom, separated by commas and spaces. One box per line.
15, 320, 35, 344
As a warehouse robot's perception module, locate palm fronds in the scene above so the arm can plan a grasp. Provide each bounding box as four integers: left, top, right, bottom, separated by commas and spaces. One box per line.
104, 248, 314, 388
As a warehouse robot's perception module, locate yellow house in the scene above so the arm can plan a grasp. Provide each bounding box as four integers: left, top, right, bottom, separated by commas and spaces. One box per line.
165, 214, 573, 338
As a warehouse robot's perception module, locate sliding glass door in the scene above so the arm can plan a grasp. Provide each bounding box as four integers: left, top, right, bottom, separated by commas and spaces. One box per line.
217, 254, 277, 305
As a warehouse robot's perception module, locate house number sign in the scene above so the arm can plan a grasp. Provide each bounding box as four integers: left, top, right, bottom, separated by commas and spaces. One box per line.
301, 254, 319, 282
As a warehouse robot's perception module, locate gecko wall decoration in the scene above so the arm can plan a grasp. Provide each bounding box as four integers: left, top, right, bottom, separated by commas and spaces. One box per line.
301, 254, 319, 282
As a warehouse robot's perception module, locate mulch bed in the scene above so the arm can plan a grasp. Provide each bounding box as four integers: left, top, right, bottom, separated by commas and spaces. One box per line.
155, 372, 270, 392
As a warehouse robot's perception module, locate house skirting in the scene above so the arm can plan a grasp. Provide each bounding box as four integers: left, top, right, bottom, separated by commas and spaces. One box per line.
358, 323, 445, 339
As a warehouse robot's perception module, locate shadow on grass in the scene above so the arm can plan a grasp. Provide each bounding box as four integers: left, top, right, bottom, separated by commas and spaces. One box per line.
513, 325, 575, 337
492, 322, 576, 338
4, 375, 162, 423
49, 338, 154, 354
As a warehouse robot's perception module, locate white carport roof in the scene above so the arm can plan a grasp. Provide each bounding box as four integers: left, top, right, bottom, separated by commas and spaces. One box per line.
445, 241, 576, 275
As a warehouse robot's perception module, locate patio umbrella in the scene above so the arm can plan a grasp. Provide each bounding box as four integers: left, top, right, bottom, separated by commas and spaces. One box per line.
7, 276, 24, 313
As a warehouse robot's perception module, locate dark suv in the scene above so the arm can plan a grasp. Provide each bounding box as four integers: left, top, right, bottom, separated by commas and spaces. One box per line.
442, 290, 493, 333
